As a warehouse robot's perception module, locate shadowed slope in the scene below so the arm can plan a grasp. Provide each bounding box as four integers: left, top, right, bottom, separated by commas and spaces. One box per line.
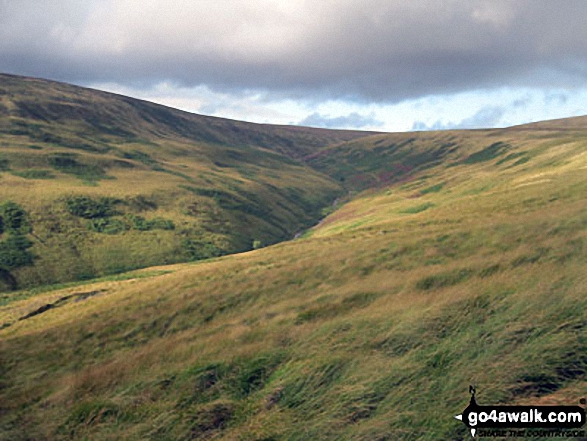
0, 73, 373, 159
0, 74, 376, 291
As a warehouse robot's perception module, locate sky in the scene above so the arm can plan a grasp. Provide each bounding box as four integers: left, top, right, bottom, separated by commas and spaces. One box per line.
2, 0, 587, 132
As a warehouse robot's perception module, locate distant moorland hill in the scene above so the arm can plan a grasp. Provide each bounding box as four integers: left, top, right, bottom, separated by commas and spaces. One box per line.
1, 74, 587, 440
0, 73, 375, 291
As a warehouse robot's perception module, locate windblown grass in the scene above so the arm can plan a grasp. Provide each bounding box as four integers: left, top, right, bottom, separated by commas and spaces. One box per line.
2, 116, 587, 439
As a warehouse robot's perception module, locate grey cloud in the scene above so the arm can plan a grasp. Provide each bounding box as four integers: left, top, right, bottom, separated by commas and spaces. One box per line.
454, 106, 506, 129
198, 103, 221, 116
411, 121, 445, 132
298, 112, 384, 129
544, 92, 569, 105
512, 95, 533, 108
2, 1, 587, 103
411, 106, 506, 131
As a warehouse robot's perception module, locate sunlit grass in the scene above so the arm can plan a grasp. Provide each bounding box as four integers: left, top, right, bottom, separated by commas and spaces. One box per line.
3, 125, 587, 439
2, 76, 587, 439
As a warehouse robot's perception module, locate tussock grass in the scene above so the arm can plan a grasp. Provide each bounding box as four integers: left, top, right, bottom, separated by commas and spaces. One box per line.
2, 128, 587, 439
2, 75, 587, 439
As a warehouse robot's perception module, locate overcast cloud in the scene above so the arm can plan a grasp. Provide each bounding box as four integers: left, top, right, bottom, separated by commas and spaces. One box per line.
2, 0, 587, 103
2, 1, 587, 130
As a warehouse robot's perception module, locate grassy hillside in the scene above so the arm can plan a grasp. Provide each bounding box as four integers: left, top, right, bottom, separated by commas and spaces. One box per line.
1, 114, 586, 439
0, 74, 376, 291
304, 121, 587, 193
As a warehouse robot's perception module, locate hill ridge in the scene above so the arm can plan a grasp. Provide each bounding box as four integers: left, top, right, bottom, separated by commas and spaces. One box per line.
0, 73, 382, 291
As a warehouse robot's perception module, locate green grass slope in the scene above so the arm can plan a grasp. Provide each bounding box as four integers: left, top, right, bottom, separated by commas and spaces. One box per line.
304, 121, 587, 193
0, 74, 376, 291
1, 116, 586, 440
